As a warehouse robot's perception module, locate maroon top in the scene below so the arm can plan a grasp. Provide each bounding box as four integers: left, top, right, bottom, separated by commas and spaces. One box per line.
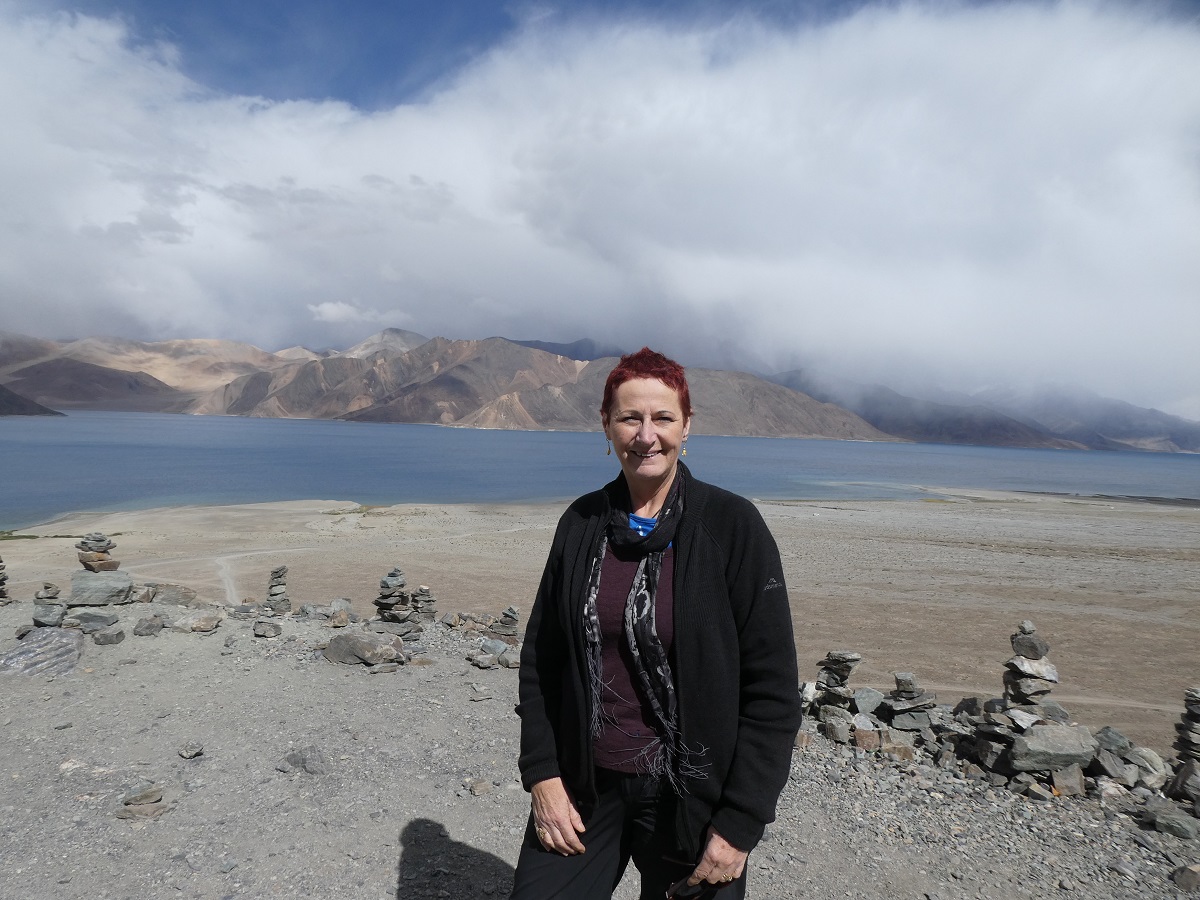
592, 543, 675, 773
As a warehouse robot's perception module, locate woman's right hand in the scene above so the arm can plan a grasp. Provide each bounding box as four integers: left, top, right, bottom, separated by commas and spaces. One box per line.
530, 777, 587, 856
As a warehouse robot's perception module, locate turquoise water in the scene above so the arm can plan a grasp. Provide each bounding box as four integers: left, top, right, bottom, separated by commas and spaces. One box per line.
1, 411, 1197, 530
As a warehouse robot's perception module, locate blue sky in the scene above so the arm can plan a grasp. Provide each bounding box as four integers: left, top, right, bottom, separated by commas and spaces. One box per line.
2, 0, 1200, 416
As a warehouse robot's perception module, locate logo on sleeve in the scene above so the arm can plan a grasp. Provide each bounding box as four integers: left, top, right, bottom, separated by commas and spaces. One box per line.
764, 577, 783, 591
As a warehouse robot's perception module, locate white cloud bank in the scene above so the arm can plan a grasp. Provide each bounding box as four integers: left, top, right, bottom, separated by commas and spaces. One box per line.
1, 3, 1199, 416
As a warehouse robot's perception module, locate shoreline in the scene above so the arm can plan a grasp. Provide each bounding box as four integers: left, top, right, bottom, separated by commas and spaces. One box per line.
1, 491, 1196, 756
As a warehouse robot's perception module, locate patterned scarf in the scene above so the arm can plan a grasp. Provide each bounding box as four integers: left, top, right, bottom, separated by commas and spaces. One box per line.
583, 469, 704, 791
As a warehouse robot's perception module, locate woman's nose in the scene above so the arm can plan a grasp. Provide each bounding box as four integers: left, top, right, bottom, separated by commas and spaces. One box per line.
635, 419, 655, 445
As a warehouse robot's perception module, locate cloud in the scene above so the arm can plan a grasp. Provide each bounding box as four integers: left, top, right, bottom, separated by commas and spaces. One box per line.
1, 3, 1199, 416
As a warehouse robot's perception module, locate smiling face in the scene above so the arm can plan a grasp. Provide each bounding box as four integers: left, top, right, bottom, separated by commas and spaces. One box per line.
602, 377, 691, 514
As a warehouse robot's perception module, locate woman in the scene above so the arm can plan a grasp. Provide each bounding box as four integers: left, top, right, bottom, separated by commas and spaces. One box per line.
510, 348, 800, 900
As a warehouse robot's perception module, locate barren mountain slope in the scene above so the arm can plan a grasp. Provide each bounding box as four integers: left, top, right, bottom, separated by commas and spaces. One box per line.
56, 336, 292, 392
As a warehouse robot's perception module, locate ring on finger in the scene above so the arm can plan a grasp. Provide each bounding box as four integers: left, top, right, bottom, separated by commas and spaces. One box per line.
536, 826, 548, 840
722, 874, 733, 882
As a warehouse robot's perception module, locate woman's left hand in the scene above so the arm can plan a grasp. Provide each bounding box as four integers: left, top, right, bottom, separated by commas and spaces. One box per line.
685, 826, 748, 887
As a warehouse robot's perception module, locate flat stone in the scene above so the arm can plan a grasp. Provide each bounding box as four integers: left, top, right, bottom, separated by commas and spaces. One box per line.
124, 781, 163, 805
133, 616, 165, 637
1010, 724, 1098, 772
1005, 656, 1059, 682
893, 672, 920, 694
92, 626, 125, 645
1148, 807, 1199, 840
81, 559, 121, 572
891, 711, 931, 731
253, 620, 282, 638
75, 610, 119, 630
115, 800, 171, 819
366, 620, 421, 637
1086, 748, 1127, 780
178, 742, 204, 759
0, 627, 84, 675
67, 571, 134, 606
171, 610, 224, 633
323, 632, 401, 666
1006, 708, 1043, 731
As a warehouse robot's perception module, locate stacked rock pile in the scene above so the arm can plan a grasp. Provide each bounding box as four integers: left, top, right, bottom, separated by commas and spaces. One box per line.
76, 532, 120, 572
0, 555, 9, 604
367, 566, 427, 638
798, 622, 1196, 826
265, 566, 290, 613
70, 533, 135, 606
1176, 686, 1200, 765
1003, 620, 1060, 708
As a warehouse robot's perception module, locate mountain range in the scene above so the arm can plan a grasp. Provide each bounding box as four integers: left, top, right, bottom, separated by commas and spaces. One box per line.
1, 328, 1197, 452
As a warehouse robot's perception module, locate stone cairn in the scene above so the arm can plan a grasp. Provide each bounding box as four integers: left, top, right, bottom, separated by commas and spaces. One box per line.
76, 532, 120, 571
1176, 687, 1200, 765
265, 565, 290, 613
367, 566, 432, 638
800, 621, 1196, 828
0, 554, 8, 604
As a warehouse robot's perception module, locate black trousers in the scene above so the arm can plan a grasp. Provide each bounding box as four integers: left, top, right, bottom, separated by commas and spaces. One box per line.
509, 769, 748, 900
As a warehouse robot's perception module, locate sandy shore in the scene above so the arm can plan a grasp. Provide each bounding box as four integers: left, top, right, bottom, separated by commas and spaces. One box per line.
4, 489, 1197, 754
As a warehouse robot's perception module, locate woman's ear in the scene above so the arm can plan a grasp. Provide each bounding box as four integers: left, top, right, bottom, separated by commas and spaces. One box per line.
682, 416, 692, 440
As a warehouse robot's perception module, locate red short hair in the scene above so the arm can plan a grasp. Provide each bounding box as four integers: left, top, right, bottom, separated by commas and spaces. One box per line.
601, 347, 692, 420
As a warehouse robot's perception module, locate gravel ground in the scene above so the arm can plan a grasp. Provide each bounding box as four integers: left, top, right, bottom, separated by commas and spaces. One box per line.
1, 598, 1196, 900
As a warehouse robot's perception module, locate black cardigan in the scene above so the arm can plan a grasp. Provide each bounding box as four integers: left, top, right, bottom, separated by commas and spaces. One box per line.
516, 463, 801, 857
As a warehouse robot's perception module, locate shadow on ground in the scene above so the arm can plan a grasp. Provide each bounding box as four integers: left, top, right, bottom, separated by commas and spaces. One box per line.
395, 817, 515, 898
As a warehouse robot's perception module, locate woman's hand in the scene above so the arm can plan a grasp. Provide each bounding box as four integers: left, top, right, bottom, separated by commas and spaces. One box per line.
686, 826, 748, 887
530, 777, 587, 856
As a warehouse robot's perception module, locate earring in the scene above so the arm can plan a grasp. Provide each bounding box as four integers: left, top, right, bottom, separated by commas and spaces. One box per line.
606, 439, 612, 456
682, 442, 687, 457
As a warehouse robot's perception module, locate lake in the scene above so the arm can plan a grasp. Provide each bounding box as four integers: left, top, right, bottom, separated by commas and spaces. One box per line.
1, 410, 1198, 530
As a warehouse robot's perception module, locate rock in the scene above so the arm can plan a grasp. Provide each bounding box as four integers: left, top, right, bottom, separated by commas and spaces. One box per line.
852, 687, 885, 716
1009, 724, 1098, 772
891, 711, 931, 731
146, 583, 199, 606
133, 616, 165, 637
0, 627, 84, 675
329, 598, 353, 613
81, 559, 121, 572
1124, 747, 1169, 790
1004, 655, 1059, 682
278, 745, 329, 775
325, 609, 350, 628
498, 651, 521, 668
74, 610, 119, 632
822, 720, 852, 743
1146, 807, 1199, 840
1011, 631, 1050, 659
67, 571, 134, 606
479, 638, 509, 657
124, 781, 163, 805
32, 604, 67, 628
1166, 760, 1200, 802
171, 610, 224, 633
323, 632, 402, 666
253, 620, 283, 638
1052, 764, 1086, 797
115, 800, 172, 819
1171, 865, 1200, 892
178, 742, 204, 759
34, 582, 61, 600
92, 626, 125, 645
1093, 725, 1133, 753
